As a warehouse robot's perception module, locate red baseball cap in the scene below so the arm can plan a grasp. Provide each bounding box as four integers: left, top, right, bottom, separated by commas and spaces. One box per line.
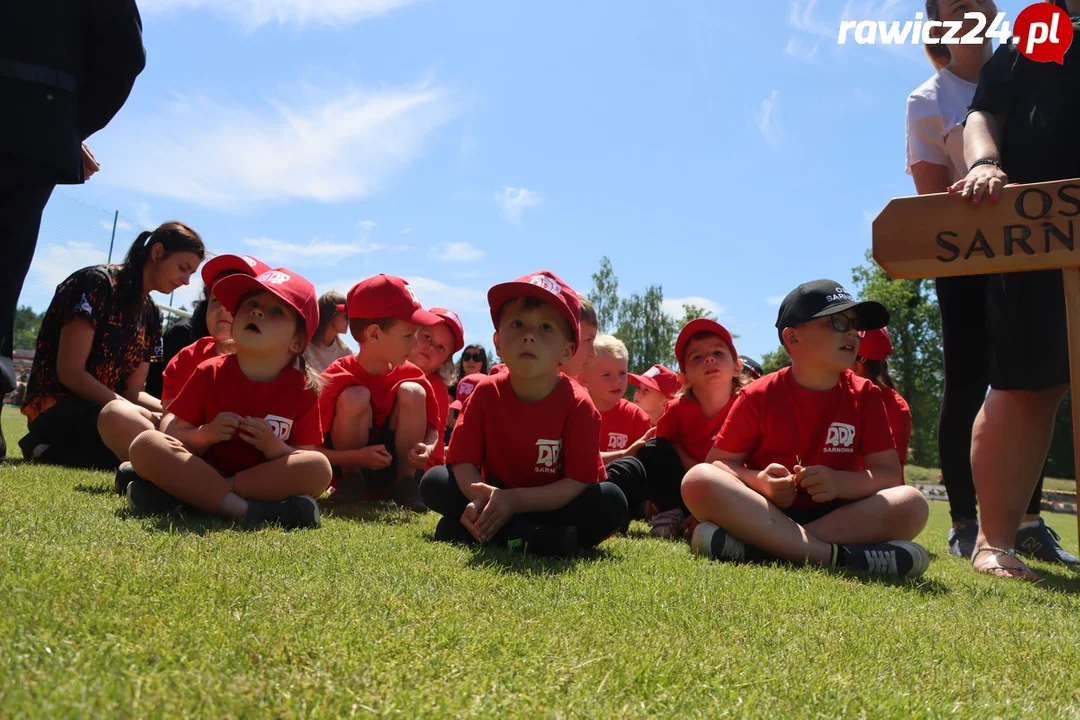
346, 274, 440, 326
450, 372, 487, 410
858, 328, 894, 362
430, 307, 465, 352
629, 364, 682, 399
675, 318, 738, 372
214, 267, 320, 343
487, 270, 581, 344
200, 254, 270, 291
489, 363, 509, 376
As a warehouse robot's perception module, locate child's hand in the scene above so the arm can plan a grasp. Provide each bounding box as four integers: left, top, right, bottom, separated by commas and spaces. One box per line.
461, 502, 483, 541
759, 463, 795, 508
357, 445, 393, 470
406, 442, 433, 471
472, 485, 516, 542
239, 416, 291, 459
199, 412, 242, 445
795, 465, 837, 503
627, 427, 656, 456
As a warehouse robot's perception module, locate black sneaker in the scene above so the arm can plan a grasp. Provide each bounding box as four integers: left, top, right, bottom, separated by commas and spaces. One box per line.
114, 462, 139, 496
839, 541, 930, 578
0, 408, 6, 460
127, 478, 185, 515
325, 471, 366, 504
689, 522, 771, 562
390, 473, 428, 513
947, 520, 979, 560
433, 515, 476, 545
504, 519, 579, 557
1016, 517, 1080, 567
245, 495, 320, 529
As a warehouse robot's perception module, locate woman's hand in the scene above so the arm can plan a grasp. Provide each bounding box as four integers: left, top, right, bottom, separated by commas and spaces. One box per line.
948, 163, 1009, 205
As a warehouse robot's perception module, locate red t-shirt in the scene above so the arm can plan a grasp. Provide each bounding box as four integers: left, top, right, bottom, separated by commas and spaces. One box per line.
714, 367, 896, 510
447, 373, 607, 488
882, 385, 912, 468
318, 355, 440, 435
168, 354, 322, 476
162, 337, 220, 402
428, 371, 451, 468
599, 399, 653, 452
656, 394, 736, 463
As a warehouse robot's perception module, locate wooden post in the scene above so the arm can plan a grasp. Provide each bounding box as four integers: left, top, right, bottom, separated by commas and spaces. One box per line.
872, 177, 1080, 551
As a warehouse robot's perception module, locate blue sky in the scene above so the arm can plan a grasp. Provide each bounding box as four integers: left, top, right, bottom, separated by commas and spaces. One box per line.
20, 0, 1033, 362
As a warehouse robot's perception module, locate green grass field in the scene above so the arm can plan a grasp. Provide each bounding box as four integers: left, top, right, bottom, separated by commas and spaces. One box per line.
3, 411, 1080, 718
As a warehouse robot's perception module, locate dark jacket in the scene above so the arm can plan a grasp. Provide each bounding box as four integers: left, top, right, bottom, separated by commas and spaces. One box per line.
0, 0, 146, 184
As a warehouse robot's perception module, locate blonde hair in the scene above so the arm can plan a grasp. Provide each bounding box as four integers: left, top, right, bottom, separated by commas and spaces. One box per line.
592, 334, 628, 362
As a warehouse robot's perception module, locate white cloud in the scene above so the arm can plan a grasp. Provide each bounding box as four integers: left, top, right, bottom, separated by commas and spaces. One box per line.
28, 242, 108, 297
401, 227, 413, 235
494, 186, 543, 225
766, 296, 785, 306
242, 236, 387, 265
357, 219, 376, 233
428, 241, 484, 263
404, 275, 486, 312
138, 0, 423, 29
98, 82, 457, 210
663, 296, 727, 319
100, 218, 132, 232
754, 90, 784, 149
788, 0, 834, 37
135, 201, 155, 230
784, 37, 820, 61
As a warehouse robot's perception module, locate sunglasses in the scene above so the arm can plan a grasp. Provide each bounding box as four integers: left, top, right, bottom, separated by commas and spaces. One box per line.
824, 313, 864, 333
462, 352, 485, 362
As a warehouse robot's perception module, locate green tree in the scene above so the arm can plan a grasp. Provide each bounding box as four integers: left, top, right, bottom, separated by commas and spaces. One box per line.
760, 345, 792, 375
676, 303, 715, 328
851, 251, 943, 468
616, 285, 678, 374
587, 256, 620, 332
13, 305, 42, 350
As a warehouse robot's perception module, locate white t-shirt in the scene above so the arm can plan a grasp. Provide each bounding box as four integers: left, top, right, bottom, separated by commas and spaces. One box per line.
905, 68, 978, 184
304, 337, 353, 375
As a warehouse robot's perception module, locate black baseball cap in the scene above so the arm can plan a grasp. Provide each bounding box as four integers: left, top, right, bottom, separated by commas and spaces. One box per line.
738, 355, 763, 378
775, 279, 889, 344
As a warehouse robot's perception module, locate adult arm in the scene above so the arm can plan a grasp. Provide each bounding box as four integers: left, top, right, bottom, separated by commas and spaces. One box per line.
56, 319, 131, 408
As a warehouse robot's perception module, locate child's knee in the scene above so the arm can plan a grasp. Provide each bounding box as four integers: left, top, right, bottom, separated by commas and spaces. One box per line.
885, 485, 929, 536
680, 462, 728, 509
295, 451, 333, 494
97, 399, 136, 431
336, 385, 373, 417
395, 382, 427, 412
128, 429, 164, 467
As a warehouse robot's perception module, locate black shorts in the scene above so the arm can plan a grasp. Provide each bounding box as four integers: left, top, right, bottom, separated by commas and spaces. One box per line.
782, 499, 851, 527
18, 397, 118, 470
986, 270, 1070, 391
325, 424, 399, 495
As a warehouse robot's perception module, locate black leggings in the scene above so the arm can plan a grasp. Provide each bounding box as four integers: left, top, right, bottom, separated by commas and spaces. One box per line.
936, 276, 1044, 521
606, 438, 687, 518
419, 465, 628, 550
18, 397, 118, 470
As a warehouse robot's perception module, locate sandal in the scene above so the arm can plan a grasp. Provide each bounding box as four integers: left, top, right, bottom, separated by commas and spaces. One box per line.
972, 546, 1040, 582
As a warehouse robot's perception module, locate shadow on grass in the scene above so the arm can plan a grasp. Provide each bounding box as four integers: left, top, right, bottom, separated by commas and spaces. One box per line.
318, 500, 416, 525
1030, 567, 1080, 594
423, 529, 619, 576
75, 483, 114, 496
113, 506, 286, 536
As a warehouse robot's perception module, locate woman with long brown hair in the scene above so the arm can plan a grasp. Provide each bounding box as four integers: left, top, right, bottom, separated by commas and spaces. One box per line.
18, 221, 205, 468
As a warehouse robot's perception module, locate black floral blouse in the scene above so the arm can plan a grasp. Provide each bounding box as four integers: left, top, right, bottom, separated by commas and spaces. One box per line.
22, 265, 162, 423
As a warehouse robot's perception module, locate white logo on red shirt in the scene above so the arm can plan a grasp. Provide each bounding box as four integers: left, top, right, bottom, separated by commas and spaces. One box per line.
264, 414, 294, 440
259, 270, 291, 285
607, 432, 629, 450
459, 381, 476, 396
824, 422, 855, 452
529, 275, 562, 296
535, 439, 562, 470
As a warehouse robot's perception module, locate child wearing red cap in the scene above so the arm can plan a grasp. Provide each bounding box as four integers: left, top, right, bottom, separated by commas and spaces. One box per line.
560, 298, 598, 381
118, 267, 331, 528
420, 271, 628, 557
407, 307, 465, 470
684, 279, 930, 578
582, 334, 653, 463
444, 371, 486, 448
305, 291, 352, 374
98, 253, 267, 476
853, 328, 912, 471
318, 274, 443, 512
628, 364, 681, 425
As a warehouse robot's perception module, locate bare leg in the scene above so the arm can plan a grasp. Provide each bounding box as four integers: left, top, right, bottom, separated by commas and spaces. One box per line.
330, 385, 373, 457
803, 486, 928, 544
390, 382, 427, 483
98, 399, 157, 463
971, 386, 1066, 580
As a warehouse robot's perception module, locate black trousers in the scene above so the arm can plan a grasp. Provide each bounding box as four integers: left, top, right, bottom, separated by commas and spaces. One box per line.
18, 397, 118, 470
936, 276, 1043, 521
606, 438, 687, 517
419, 465, 627, 550
0, 158, 55, 393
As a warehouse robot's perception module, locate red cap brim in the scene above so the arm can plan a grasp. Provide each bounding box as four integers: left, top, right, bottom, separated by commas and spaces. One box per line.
449, 400, 463, 411
675, 318, 737, 371
629, 373, 661, 393
488, 281, 579, 344
213, 274, 314, 342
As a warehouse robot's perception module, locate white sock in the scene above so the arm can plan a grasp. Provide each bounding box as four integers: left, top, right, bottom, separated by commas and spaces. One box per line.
1019, 519, 1041, 530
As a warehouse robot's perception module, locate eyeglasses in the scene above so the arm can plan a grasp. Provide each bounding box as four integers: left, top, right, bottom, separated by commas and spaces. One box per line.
462, 352, 484, 362
825, 314, 864, 333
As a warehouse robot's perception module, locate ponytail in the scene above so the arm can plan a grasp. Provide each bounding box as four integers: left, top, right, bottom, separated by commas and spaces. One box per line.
296, 353, 325, 394
117, 221, 205, 324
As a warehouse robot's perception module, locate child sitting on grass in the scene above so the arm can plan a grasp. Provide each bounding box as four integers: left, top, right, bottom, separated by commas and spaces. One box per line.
628, 364, 681, 425
581, 334, 653, 464
408, 307, 464, 470
559, 298, 598, 382
121, 268, 332, 529
420, 271, 628, 557
852, 328, 911, 470
683, 280, 930, 578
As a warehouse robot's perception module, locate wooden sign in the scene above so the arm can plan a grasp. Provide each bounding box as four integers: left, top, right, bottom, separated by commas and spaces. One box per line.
873, 176, 1080, 557
873, 178, 1080, 279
